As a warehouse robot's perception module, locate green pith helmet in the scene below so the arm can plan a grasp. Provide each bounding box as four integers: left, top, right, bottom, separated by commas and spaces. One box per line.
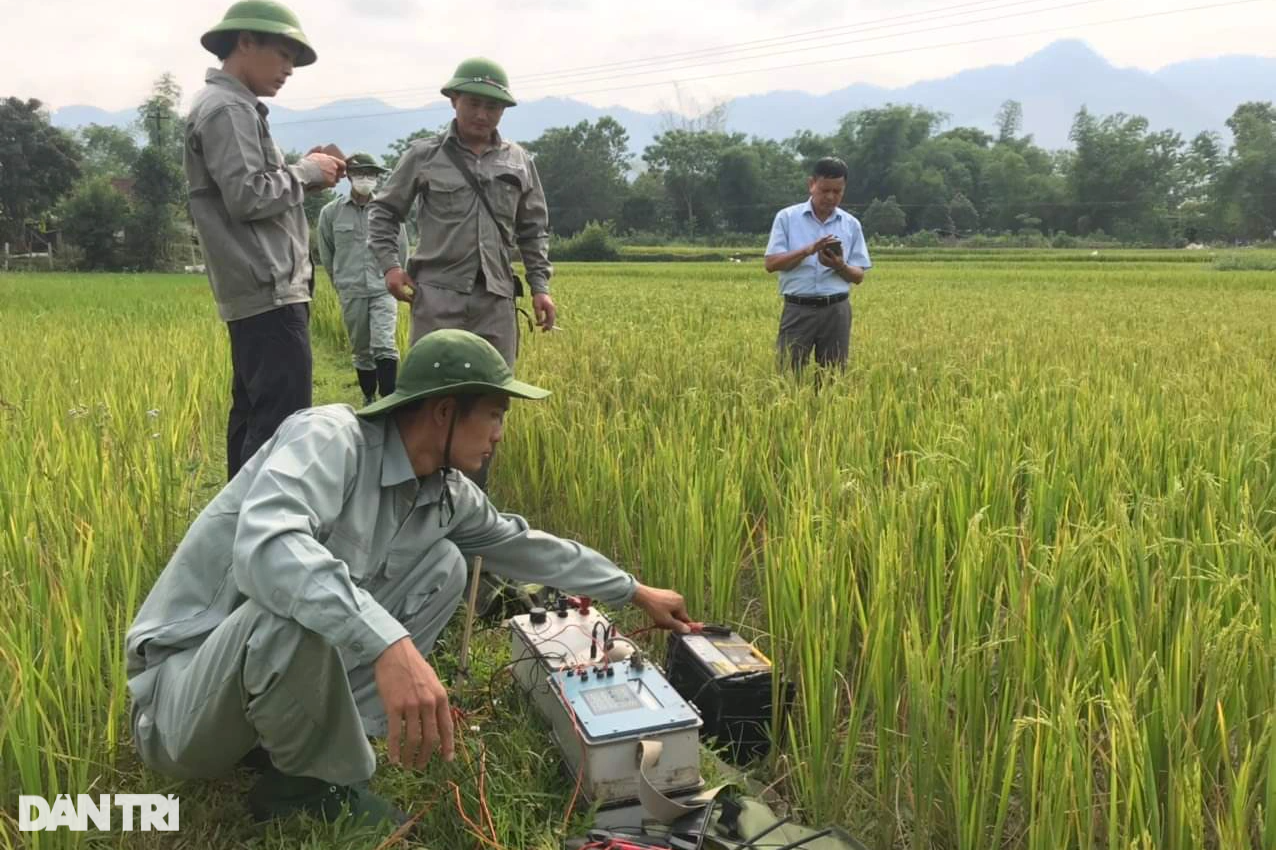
201, 1, 317, 67
440, 57, 516, 107
345, 152, 387, 174
357, 329, 548, 418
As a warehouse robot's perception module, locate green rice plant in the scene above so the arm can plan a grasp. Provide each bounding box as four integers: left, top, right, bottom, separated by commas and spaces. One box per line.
1212, 251, 1276, 272
2, 252, 1274, 848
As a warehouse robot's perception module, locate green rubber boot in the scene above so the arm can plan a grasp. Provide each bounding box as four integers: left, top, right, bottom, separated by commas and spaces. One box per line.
247, 767, 408, 829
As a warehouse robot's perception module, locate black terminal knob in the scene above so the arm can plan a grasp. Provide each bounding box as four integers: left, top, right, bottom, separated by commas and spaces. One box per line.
555, 596, 569, 618
529, 607, 547, 625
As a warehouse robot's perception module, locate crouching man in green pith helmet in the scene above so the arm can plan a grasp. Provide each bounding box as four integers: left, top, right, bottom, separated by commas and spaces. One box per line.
124, 329, 694, 828
318, 153, 410, 406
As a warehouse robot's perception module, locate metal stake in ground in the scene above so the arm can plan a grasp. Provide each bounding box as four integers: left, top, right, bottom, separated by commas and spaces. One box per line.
456, 555, 484, 686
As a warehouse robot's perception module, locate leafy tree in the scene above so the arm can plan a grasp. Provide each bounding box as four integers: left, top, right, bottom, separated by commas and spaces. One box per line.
948, 192, 980, 235
938, 126, 993, 148
527, 117, 631, 236
644, 130, 742, 236
1068, 107, 1182, 240
77, 124, 141, 179
715, 145, 765, 233
1216, 102, 1276, 239
552, 220, 620, 261
918, 200, 954, 233
1171, 131, 1224, 241
715, 139, 803, 233
793, 104, 947, 206
60, 177, 130, 268
618, 170, 667, 234
995, 100, 1024, 145
383, 127, 442, 171
0, 97, 82, 247
127, 76, 185, 269
127, 147, 183, 269
135, 72, 184, 163
862, 196, 906, 238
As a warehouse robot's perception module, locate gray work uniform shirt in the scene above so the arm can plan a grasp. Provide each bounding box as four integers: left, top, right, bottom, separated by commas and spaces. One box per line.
185, 69, 324, 322
317, 195, 408, 298
124, 405, 636, 701
367, 122, 552, 298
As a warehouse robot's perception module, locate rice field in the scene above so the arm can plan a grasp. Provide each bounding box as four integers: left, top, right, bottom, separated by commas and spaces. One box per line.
1, 252, 1274, 849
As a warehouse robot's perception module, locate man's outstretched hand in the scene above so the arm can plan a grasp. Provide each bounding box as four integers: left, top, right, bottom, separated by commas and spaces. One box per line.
631, 583, 693, 634
374, 637, 455, 768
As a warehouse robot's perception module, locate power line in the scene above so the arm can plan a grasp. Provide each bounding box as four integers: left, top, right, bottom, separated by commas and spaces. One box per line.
271, 0, 1263, 129
534, 0, 1266, 103
516, 0, 1108, 93
515, 0, 1050, 83
277, 0, 1067, 107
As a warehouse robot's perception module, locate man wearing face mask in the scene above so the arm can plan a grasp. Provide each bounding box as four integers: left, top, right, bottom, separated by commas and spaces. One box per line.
318, 153, 409, 405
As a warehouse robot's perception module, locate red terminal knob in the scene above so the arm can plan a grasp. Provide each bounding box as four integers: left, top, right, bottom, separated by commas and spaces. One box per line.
578, 595, 591, 614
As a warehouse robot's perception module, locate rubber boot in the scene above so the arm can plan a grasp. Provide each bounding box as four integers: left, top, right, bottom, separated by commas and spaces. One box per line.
356, 369, 378, 406
247, 766, 408, 829
375, 358, 398, 397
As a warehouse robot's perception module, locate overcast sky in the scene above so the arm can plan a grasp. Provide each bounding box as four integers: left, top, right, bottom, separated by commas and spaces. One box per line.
2, 0, 1272, 116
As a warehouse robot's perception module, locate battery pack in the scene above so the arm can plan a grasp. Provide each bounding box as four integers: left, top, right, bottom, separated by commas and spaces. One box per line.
665, 628, 792, 764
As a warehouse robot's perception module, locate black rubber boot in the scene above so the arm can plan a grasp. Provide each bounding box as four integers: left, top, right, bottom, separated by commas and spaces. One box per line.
356, 369, 378, 406
247, 767, 408, 829
238, 745, 272, 773
375, 358, 398, 397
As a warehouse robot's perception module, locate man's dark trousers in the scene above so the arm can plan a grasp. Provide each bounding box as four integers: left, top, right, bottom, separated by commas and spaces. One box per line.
777, 294, 851, 372
225, 304, 313, 480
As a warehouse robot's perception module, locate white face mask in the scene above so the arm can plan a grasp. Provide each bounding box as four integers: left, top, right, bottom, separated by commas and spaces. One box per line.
351, 175, 378, 196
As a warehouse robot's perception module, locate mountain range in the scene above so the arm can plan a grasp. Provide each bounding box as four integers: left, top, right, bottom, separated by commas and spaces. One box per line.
50, 40, 1276, 160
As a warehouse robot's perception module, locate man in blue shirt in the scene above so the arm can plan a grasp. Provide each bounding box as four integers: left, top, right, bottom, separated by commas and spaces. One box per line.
764, 157, 872, 372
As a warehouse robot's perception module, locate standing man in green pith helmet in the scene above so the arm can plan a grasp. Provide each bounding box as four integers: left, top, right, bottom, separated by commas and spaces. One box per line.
367, 57, 557, 375
367, 58, 557, 615
124, 329, 692, 831
318, 153, 409, 406
188, 1, 346, 481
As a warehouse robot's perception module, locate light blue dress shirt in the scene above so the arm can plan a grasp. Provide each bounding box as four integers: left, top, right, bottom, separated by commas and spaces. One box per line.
765, 200, 872, 297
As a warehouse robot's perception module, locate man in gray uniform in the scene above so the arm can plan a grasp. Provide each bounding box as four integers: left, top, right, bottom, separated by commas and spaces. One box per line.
368, 58, 560, 613
186, 1, 345, 480
368, 57, 558, 367
318, 153, 408, 405
124, 329, 692, 827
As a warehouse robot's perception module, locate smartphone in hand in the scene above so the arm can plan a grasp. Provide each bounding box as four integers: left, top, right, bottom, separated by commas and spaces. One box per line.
823, 238, 843, 256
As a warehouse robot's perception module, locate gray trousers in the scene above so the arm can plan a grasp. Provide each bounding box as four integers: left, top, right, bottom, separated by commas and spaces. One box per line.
776, 299, 851, 372
339, 292, 399, 370
410, 283, 518, 367
130, 540, 467, 786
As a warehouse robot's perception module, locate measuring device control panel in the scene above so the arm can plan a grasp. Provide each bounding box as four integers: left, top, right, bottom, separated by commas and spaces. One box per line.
551, 659, 700, 742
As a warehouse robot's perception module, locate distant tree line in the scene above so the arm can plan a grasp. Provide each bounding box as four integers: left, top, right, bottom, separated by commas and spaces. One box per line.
505, 100, 1275, 246
0, 74, 337, 270
3, 89, 1274, 270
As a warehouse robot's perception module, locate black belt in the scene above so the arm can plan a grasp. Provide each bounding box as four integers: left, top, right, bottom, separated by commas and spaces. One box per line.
784, 292, 848, 307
